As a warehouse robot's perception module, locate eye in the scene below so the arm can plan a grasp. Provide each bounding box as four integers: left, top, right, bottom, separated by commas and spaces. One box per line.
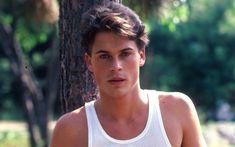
120, 51, 130, 57
99, 54, 111, 59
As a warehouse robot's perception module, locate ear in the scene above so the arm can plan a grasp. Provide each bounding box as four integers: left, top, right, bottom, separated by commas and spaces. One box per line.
139, 48, 146, 67
84, 53, 93, 72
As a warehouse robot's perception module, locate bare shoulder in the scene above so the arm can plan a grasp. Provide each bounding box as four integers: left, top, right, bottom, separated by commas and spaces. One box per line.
158, 91, 195, 113
157, 91, 207, 147
50, 106, 88, 147
157, 91, 199, 129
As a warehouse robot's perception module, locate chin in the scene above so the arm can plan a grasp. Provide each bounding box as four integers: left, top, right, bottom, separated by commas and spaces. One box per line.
104, 87, 130, 98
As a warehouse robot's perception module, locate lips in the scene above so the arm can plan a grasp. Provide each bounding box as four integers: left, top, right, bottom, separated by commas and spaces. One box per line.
108, 77, 126, 84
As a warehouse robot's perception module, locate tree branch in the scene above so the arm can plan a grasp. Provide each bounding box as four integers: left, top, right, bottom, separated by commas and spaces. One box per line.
0, 20, 48, 147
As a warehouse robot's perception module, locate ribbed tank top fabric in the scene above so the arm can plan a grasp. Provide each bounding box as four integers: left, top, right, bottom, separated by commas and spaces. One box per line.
85, 90, 172, 147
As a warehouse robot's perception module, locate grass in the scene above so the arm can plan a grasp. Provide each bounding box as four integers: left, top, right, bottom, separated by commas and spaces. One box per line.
0, 121, 56, 147
0, 130, 29, 147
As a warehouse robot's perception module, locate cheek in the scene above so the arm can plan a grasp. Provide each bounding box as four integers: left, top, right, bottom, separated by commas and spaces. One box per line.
125, 58, 140, 76
91, 58, 102, 69
92, 61, 105, 71
91, 62, 106, 78
127, 56, 141, 67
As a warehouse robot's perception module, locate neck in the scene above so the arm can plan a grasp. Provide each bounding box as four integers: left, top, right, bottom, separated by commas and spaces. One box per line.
95, 88, 148, 121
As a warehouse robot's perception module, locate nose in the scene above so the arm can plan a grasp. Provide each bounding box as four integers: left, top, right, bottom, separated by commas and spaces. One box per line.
110, 57, 122, 72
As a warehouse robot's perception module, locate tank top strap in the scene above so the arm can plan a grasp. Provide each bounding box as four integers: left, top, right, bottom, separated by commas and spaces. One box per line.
145, 90, 172, 147
85, 100, 96, 147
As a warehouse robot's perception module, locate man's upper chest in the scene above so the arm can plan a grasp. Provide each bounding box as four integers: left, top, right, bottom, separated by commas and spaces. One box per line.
97, 112, 149, 140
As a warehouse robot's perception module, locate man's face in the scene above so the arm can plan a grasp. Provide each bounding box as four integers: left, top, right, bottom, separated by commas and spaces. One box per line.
85, 32, 145, 98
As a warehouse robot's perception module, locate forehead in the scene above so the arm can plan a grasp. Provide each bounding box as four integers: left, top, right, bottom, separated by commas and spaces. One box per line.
91, 32, 138, 53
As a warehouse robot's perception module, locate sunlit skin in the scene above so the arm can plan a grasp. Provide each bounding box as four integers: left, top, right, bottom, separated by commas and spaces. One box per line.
50, 32, 207, 147
86, 32, 145, 96
85, 31, 145, 104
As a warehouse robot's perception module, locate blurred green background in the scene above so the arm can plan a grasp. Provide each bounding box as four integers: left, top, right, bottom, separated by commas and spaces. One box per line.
0, 0, 235, 146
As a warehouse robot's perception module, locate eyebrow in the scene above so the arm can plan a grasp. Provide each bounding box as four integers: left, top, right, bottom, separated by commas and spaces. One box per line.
95, 50, 109, 55
95, 48, 134, 55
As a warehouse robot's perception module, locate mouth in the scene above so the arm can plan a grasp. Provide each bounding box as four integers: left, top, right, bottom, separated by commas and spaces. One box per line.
108, 77, 126, 84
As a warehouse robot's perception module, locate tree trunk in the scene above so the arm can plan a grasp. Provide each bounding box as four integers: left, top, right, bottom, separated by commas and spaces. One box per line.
59, 0, 122, 113
59, 0, 119, 113
0, 22, 41, 147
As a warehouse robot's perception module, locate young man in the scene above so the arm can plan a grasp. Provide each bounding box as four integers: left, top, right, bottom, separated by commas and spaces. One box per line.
51, 1, 207, 147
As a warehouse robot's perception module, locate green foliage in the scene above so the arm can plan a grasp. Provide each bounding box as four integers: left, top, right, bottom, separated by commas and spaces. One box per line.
15, 20, 51, 53
0, 0, 56, 120
140, 0, 235, 114
0, 58, 25, 120
0, 14, 13, 26
0, 0, 234, 121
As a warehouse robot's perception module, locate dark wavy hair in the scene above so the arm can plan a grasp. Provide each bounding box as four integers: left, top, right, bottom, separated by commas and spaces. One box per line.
80, 1, 149, 55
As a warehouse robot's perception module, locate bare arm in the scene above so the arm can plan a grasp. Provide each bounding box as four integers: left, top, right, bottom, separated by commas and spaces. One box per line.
179, 93, 207, 147
50, 107, 88, 147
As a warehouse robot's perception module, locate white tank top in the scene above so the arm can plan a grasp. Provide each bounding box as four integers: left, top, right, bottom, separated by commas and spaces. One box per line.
85, 90, 172, 147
